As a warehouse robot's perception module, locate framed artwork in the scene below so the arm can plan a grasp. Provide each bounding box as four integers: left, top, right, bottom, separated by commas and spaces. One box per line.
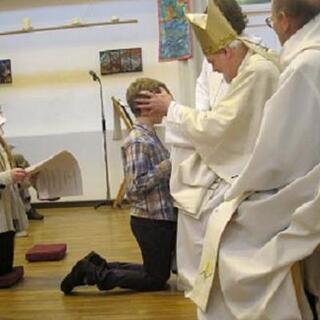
158, 0, 192, 61
0, 59, 12, 84
100, 48, 143, 75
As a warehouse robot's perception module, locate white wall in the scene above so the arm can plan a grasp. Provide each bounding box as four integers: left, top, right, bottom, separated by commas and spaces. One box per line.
0, 0, 278, 202
0, 0, 199, 202
244, 4, 280, 51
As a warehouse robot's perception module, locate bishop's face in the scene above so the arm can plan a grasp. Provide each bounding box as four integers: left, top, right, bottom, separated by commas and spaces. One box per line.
206, 48, 234, 83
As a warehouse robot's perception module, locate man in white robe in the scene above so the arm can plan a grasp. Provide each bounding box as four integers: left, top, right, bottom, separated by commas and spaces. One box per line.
189, 0, 320, 319
167, 61, 226, 292
137, 0, 280, 297
166, 0, 234, 293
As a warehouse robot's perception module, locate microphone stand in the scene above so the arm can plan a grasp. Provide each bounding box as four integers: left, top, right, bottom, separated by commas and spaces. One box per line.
91, 73, 111, 208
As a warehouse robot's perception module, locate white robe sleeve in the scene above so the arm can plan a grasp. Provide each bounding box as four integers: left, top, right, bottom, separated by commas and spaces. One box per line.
165, 102, 194, 148
195, 60, 211, 111
167, 55, 279, 180
165, 60, 225, 148
165, 59, 212, 148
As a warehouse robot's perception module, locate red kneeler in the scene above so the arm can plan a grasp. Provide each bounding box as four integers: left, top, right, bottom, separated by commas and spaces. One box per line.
0, 266, 24, 288
26, 244, 67, 262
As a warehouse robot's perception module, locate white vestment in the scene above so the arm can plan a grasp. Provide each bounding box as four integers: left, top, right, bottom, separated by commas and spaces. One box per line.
195, 59, 227, 111
191, 14, 320, 320
167, 63, 227, 291
166, 50, 279, 293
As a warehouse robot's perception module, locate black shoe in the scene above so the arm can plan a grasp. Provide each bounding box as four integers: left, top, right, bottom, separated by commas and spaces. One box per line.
83, 251, 108, 267
60, 260, 89, 294
26, 208, 44, 220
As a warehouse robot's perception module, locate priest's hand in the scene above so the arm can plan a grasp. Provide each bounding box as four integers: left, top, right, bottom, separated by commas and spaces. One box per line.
135, 87, 173, 117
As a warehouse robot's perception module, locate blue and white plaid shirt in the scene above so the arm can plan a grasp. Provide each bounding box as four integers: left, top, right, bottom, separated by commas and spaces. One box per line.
121, 123, 176, 222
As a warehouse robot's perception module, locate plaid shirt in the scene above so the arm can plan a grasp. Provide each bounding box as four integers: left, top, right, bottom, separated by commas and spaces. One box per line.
121, 123, 176, 221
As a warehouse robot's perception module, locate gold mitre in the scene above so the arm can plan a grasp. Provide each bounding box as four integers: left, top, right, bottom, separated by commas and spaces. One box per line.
186, 1, 237, 55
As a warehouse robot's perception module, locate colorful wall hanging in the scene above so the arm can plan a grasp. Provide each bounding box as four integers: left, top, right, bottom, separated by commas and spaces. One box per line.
158, 0, 192, 61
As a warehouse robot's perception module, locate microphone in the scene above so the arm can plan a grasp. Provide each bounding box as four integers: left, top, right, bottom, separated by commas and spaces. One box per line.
89, 70, 100, 82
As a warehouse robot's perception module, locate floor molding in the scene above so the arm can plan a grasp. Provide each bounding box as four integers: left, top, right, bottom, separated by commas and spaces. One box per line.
33, 199, 115, 208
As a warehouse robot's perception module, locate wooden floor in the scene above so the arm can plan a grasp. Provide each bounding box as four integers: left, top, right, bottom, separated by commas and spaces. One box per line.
0, 207, 196, 320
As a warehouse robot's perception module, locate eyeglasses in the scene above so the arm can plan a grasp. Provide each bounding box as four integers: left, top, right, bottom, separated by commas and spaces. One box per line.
265, 16, 273, 28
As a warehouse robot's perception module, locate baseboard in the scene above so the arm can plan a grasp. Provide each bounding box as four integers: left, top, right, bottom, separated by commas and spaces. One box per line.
33, 199, 115, 208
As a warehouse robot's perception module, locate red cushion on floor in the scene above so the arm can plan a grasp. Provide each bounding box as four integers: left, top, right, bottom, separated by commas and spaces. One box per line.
26, 244, 67, 262
0, 266, 24, 288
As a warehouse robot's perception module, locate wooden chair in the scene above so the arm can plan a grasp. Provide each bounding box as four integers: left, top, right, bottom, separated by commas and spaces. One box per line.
111, 97, 133, 208
291, 262, 304, 314
291, 249, 320, 318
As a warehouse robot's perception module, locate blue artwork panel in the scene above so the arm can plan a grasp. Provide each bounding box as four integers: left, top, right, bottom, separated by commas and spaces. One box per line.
158, 0, 192, 61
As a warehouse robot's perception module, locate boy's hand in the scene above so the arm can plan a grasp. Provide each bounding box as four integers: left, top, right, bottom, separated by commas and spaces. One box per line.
11, 168, 27, 183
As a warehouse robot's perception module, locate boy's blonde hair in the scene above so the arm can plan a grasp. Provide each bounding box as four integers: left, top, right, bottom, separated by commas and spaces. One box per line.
126, 77, 171, 117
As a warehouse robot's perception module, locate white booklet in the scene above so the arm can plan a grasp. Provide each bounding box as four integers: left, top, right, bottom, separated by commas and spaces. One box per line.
26, 150, 83, 200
